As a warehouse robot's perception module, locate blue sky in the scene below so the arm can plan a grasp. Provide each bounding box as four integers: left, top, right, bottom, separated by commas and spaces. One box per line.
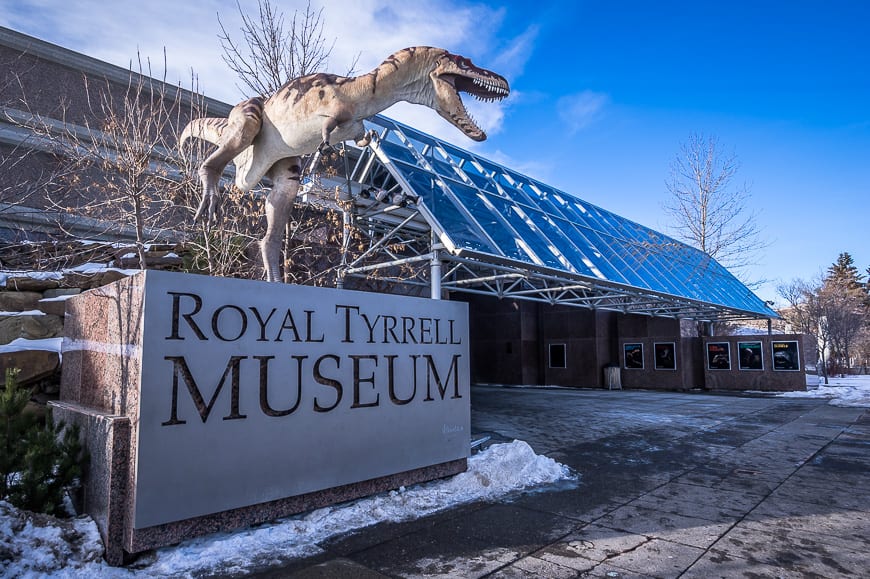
1, 0, 867, 303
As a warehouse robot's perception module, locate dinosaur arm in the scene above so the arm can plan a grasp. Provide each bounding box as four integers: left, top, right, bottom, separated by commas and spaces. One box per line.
319, 103, 359, 146
319, 114, 369, 152
321, 116, 340, 145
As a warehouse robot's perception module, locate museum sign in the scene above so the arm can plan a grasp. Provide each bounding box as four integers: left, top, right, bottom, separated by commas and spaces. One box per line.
59, 271, 470, 536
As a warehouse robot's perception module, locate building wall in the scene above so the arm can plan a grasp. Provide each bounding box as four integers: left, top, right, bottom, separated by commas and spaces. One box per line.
462, 294, 704, 389
462, 293, 806, 392
462, 295, 532, 385
702, 334, 809, 391
538, 306, 611, 387
616, 314, 704, 390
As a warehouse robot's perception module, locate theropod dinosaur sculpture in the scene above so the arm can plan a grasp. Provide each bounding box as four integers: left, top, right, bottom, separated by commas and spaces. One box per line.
179, 46, 509, 282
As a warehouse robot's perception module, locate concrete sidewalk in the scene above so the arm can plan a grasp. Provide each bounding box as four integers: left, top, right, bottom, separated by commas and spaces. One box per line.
253, 386, 870, 578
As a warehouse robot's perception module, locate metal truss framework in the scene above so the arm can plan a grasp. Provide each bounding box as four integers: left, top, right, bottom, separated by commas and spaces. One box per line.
332, 116, 775, 323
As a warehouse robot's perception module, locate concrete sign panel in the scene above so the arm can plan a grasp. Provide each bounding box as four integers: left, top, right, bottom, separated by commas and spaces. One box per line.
134, 271, 469, 528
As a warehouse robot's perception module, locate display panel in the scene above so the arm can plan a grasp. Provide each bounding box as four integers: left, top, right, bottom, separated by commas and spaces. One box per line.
738, 341, 764, 370
772, 340, 801, 371
549, 343, 567, 368
654, 342, 677, 370
624, 343, 644, 369
706, 342, 731, 370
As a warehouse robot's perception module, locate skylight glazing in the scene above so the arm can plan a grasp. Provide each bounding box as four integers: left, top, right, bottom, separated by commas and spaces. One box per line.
363, 116, 775, 319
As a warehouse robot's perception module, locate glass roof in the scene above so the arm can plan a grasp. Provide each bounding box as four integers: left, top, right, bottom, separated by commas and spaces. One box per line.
362, 116, 775, 319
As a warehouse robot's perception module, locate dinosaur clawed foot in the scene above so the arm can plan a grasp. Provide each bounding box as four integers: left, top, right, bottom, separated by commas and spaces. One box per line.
318, 141, 335, 155
193, 186, 223, 226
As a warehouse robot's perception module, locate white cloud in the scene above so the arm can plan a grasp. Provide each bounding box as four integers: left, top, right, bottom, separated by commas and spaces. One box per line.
490, 24, 540, 81
557, 90, 610, 133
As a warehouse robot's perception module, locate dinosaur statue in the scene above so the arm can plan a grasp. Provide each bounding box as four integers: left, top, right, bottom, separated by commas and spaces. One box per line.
179, 46, 509, 282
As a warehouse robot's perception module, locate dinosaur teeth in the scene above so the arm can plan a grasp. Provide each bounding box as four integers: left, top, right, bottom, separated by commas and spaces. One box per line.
470, 76, 508, 99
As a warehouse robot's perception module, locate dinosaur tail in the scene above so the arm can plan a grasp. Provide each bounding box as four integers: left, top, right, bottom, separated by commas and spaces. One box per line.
178, 117, 227, 148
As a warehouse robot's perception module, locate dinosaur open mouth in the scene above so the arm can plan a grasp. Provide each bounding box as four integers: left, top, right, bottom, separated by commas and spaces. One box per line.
438, 73, 510, 141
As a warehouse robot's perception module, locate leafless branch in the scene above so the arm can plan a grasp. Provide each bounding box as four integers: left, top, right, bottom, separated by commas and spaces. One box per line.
218, 0, 336, 97
662, 133, 769, 287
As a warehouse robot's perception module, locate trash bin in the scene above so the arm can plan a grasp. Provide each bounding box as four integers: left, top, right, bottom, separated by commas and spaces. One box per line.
604, 364, 622, 390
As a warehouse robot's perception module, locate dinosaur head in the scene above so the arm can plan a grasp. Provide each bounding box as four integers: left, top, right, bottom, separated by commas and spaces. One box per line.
426, 49, 510, 142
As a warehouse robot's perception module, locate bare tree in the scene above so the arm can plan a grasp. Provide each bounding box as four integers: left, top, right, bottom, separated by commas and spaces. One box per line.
778, 270, 868, 383
777, 276, 830, 382
218, 0, 341, 97
663, 133, 767, 286
14, 53, 194, 268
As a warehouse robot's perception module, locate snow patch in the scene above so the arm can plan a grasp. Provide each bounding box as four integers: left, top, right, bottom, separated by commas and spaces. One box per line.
0, 264, 139, 287
0, 337, 64, 355
0, 310, 45, 317
39, 295, 78, 303
774, 374, 870, 407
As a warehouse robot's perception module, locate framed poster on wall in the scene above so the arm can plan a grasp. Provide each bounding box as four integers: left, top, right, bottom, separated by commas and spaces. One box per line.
654, 342, 676, 370
772, 340, 800, 371
738, 341, 764, 370
706, 342, 731, 370
624, 343, 644, 369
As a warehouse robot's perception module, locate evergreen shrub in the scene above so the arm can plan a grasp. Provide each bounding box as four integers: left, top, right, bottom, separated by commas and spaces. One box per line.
0, 368, 85, 516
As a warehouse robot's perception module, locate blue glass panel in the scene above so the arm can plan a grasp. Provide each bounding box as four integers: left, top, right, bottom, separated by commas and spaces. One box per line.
481, 193, 567, 270
444, 183, 530, 261
574, 226, 644, 288
463, 170, 502, 195
429, 157, 461, 182
398, 166, 494, 254
376, 140, 419, 167
560, 226, 627, 283
521, 209, 605, 278
496, 179, 539, 208
365, 115, 774, 316
524, 182, 577, 220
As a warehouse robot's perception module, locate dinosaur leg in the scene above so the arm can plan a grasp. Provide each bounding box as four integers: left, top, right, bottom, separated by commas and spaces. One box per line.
194, 98, 264, 224
261, 157, 302, 282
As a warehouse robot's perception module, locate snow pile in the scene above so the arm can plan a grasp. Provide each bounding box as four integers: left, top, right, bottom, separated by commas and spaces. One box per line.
0, 502, 104, 576
776, 374, 870, 407
0, 440, 573, 578
0, 263, 139, 288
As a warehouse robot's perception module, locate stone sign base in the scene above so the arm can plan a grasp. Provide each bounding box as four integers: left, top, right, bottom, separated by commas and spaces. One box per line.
52, 271, 470, 565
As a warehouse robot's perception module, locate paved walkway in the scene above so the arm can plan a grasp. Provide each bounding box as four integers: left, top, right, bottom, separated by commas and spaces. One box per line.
254, 386, 870, 578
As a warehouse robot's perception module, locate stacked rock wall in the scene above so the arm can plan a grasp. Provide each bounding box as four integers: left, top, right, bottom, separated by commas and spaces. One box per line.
0, 241, 190, 409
